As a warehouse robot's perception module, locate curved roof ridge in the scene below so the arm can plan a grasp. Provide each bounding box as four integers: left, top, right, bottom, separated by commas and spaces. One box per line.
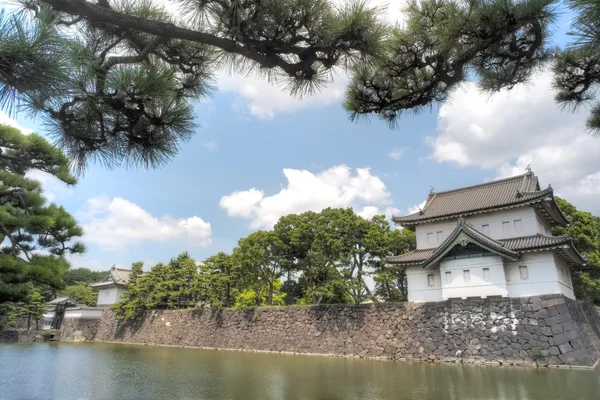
433, 173, 529, 196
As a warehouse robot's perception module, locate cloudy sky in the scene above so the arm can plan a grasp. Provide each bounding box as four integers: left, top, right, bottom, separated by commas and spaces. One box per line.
2, 1, 598, 271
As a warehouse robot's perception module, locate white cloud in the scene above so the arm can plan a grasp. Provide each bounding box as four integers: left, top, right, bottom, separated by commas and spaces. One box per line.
389, 148, 408, 161
25, 170, 74, 202
218, 70, 349, 119
0, 111, 33, 135
79, 197, 212, 250
427, 70, 600, 214
204, 139, 218, 151
407, 200, 426, 215
219, 165, 392, 228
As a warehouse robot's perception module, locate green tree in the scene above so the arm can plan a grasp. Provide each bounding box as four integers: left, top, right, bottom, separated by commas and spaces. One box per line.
234, 279, 287, 308
196, 252, 239, 308
554, 197, 600, 302
63, 268, 107, 286
59, 282, 97, 306
9, 284, 47, 330
165, 253, 198, 308
112, 261, 147, 319
275, 209, 350, 305
0, 124, 85, 306
233, 231, 286, 306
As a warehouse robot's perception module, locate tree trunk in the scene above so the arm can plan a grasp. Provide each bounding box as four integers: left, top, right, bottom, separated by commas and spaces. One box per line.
27, 313, 31, 330
267, 281, 273, 305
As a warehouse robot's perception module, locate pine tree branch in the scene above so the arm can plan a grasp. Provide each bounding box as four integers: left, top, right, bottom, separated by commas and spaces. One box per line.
39, 0, 309, 77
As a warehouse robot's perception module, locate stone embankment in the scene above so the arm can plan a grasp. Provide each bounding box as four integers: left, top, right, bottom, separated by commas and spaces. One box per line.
86, 294, 600, 368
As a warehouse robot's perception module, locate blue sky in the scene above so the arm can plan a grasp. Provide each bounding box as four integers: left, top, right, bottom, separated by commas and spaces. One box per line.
2, 1, 599, 272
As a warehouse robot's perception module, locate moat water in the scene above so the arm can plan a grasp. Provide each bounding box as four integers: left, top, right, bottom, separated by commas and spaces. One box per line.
1, 342, 599, 400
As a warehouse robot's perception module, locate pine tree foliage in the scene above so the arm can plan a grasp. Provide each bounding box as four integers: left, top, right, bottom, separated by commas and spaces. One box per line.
2, 0, 385, 170
345, 0, 556, 125
0, 124, 85, 304
553, 0, 600, 134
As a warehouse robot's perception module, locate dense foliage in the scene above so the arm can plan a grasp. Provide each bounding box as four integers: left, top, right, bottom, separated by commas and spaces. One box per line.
113, 208, 414, 318
59, 282, 97, 306
0, 0, 597, 172
62, 268, 108, 286
554, 197, 600, 303
0, 124, 85, 328
0, 125, 85, 304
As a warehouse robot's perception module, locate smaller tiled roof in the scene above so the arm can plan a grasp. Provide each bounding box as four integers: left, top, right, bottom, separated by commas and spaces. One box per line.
89, 266, 133, 289
501, 235, 571, 251
387, 248, 435, 265
393, 171, 567, 226
388, 231, 586, 267
48, 296, 77, 305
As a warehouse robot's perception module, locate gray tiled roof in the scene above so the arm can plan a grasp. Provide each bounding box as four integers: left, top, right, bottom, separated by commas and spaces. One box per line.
393, 172, 554, 225
388, 234, 582, 265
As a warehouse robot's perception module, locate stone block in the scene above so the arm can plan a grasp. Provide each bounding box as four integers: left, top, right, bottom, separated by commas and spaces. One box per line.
545, 314, 571, 327
546, 306, 558, 317
561, 321, 576, 332
570, 339, 583, 350
536, 309, 549, 319
558, 342, 573, 354
555, 303, 568, 315
554, 330, 578, 346
541, 327, 552, 336
531, 302, 542, 312
559, 349, 592, 365
549, 346, 561, 356
541, 297, 565, 308
548, 356, 563, 365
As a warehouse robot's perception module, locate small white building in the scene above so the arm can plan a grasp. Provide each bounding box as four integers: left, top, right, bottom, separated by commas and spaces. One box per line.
89, 266, 132, 306
389, 171, 586, 302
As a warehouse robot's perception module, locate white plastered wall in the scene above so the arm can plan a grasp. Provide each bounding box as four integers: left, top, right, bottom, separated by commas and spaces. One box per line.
63, 308, 104, 319
505, 251, 563, 298
553, 253, 575, 299
406, 266, 443, 302
415, 207, 550, 249
96, 287, 126, 305
440, 255, 508, 299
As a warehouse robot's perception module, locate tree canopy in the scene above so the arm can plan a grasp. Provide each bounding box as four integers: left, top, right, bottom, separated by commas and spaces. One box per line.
113, 207, 415, 318
554, 197, 600, 303
0, 0, 597, 171
0, 124, 85, 305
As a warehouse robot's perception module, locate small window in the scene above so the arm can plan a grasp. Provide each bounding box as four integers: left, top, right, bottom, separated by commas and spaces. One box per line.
427, 274, 435, 287
445, 271, 452, 284
427, 233, 434, 245
463, 270, 471, 283
502, 221, 511, 235
519, 265, 529, 280
483, 268, 491, 282
514, 219, 523, 234
436, 231, 443, 243
105, 291, 110, 298
482, 224, 490, 236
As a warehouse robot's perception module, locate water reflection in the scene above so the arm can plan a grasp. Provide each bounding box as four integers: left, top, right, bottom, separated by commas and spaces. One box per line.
0, 343, 599, 400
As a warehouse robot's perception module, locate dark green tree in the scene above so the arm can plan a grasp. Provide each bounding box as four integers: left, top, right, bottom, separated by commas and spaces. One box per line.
112, 261, 146, 319
554, 197, 600, 302
63, 268, 107, 286
195, 252, 239, 308
0, 124, 85, 305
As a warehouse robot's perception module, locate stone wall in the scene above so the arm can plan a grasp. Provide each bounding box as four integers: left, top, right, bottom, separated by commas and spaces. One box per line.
60, 318, 101, 342
91, 294, 600, 368
0, 330, 46, 343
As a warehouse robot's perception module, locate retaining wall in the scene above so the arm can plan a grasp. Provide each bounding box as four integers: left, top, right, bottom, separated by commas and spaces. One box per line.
88, 294, 600, 368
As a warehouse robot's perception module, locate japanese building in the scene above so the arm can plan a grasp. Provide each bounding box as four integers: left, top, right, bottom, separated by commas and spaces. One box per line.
89, 266, 132, 306
388, 170, 586, 302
